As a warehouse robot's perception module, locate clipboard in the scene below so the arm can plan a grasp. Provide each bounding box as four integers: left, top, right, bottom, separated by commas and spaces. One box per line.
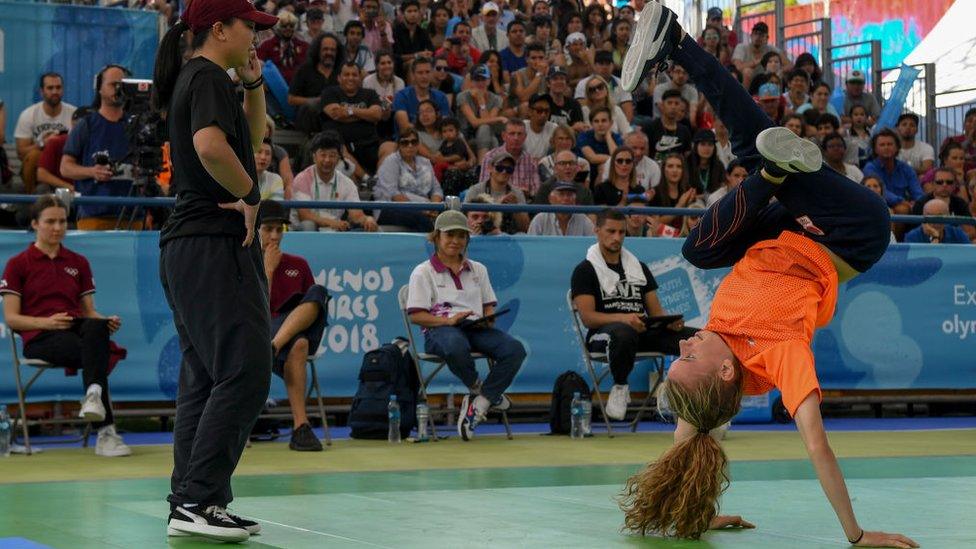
458, 308, 511, 330
642, 314, 683, 330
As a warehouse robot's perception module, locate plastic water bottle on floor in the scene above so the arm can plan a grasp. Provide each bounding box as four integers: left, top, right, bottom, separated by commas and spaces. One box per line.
581, 397, 592, 436
388, 395, 401, 443
415, 400, 430, 442
570, 392, 584, 440
0, 405, 12, 457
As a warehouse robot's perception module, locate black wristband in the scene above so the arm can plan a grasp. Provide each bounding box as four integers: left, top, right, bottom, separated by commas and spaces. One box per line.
243, 183, 261, 206
848, 528, 864, 544
242, 76, 264, 90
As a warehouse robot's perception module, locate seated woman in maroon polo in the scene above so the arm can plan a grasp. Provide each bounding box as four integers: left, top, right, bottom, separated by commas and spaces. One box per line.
0, 194, 130, 457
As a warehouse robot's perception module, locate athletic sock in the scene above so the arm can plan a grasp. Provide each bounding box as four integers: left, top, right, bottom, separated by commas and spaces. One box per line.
760, 162, 789, 185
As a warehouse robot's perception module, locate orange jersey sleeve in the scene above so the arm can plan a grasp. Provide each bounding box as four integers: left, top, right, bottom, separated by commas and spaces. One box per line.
742, 340, 821, 416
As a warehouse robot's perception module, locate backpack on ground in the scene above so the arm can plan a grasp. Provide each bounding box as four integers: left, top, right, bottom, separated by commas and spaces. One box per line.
549, 371, 592, 435
349, 339, 419, 439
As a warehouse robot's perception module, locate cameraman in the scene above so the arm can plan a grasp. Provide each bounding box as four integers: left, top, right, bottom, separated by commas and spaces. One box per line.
152, 0, 277, 541
466, 194, 503, 235
61, 65, 143, 230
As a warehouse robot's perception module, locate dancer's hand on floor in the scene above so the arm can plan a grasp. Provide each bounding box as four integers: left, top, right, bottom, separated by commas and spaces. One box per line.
709, 515, 755, 530
855, 530, 919, 548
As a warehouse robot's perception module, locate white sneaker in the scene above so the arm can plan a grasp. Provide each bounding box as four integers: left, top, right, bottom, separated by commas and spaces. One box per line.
489, 394, 512, 411
79, 391, 106, 423
605, 384, 631, 421
95, 425, 132, 457
756, 126, 823, 174
621, 2, 681, 92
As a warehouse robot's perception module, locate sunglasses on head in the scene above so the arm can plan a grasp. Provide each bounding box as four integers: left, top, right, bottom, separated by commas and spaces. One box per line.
399, 138, 419, 146
495, 164, 515, 174
614, 157, 634, 165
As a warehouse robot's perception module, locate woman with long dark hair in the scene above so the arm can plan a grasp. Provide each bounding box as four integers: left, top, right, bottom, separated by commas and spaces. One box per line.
687, 130, 726, 195
151, 0, 277, 542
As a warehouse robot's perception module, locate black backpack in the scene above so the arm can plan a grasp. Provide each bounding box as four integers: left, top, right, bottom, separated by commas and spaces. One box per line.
549, 371, 592, 435
349, 339, 419, 440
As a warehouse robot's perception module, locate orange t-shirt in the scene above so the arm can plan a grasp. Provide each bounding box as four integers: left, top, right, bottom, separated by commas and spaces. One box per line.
705, 230, 838, 417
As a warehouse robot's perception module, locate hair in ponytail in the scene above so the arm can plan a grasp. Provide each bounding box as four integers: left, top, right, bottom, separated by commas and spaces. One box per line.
152, 19, 192, 112
618, 375, 743, 539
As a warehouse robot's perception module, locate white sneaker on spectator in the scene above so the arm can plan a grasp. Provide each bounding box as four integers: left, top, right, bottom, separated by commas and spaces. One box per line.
79, 391, 106, 423
605, 385, 631, 420
95, 425, 132, 457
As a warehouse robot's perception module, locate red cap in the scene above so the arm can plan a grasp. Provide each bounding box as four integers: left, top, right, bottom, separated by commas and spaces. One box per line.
182, 0, 279, 34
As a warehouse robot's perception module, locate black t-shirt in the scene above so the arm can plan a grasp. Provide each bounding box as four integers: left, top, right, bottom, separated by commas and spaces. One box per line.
571, 258, 658, 315
646, 118, 692, 162
320, 86, 382, 145
161, 57, 258, 244
592, 181, 645, 206
393, 22, 433, 57
549, 96, 584, 127
289, 63, 337, 99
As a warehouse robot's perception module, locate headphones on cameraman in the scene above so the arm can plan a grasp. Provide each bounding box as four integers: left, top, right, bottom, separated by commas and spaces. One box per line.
93, 64, 133, 93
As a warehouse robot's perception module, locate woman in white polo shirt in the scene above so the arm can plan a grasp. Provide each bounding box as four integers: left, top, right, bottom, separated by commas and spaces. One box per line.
406, 210, 526, 441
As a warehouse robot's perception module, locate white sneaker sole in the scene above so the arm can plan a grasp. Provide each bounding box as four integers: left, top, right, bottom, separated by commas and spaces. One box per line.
167, 522, 249, 542
620, 2, 674, 92
95, 447, 132, 457
755, 127, 822, 173
168, 521, 259, 536
80, 407, 105, 423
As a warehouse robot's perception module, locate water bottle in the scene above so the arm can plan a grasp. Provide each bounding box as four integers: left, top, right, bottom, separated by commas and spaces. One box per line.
0, 405, 12, 457
581, 397, 593, 436
415, 401, 430, 442
388, 395, 402, 444
570, 392, 584, 440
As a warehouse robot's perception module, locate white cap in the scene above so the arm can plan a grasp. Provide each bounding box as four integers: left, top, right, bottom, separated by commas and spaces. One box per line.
481, 1, 500, 14
566, 32, 586, 45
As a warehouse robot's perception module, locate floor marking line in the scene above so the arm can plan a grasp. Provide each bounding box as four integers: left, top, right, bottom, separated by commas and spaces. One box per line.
237, 515, 394, 548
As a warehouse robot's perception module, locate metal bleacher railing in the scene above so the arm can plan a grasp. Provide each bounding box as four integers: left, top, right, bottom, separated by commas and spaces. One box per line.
0, 194, 972, 228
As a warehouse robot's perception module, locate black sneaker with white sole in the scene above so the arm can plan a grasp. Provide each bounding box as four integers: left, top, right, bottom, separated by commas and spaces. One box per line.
226, 511, 261, 535
167, 504, 249, 542
289, 422, 324, 452
755, 127, 823, 174
621, 2, 682, 92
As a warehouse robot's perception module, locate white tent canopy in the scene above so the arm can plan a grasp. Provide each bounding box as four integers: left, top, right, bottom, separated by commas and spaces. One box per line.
884, 0, 976, 112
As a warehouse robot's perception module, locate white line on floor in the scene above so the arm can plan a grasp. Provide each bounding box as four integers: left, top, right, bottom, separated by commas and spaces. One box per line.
238, 514, 394, 548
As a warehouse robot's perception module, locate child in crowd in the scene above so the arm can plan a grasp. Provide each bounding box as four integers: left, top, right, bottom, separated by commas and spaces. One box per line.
256, 139, 285, 200
437, 117, 478, 195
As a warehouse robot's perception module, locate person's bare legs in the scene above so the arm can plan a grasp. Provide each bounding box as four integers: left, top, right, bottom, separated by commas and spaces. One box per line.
282, 338, 310, 428
271, 301, 319, 354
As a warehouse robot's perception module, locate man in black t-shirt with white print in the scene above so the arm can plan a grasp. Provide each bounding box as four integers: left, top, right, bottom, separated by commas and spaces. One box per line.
570, 209, 697, 420
320, 62, 384, 173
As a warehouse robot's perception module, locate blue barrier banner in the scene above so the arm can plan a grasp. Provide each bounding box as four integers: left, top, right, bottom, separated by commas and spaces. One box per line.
873, 64, 921, 134
0, 2, 159, 138
0, 231, 974, 405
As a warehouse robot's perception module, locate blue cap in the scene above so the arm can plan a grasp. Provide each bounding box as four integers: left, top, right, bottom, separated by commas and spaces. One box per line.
758, 82, 780, 99
552, 181, 578, 193
707, 7, 723, 19
470, 64, 491, 80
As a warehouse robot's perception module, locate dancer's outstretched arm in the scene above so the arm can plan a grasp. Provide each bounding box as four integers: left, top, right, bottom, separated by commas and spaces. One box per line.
794, 395, 919, 548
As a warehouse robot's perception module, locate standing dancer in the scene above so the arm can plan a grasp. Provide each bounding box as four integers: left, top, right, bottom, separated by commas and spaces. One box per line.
617, 4, 918, 548
152, 0, 278, 542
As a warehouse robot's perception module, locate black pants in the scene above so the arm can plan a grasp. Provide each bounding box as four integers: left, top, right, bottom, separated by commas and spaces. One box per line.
378, 208, 434, 232
23, 318, 114, 427
587, 323, 698, 385
349, 140, 380, 175
160, 236, 272, 508
674, 35, 891, 272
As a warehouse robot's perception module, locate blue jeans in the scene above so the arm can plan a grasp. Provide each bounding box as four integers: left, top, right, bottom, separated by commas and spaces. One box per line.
424, 326, 525, 404
674, 36, 891, 273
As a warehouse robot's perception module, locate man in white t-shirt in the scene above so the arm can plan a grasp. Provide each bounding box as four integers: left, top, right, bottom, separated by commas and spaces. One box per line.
292, 133, 378, 232
14, 72, 76, 193
523, 94, 558, 159
651, 62, 699, 121
896, 113, 935, 177
599, 130, 661, 190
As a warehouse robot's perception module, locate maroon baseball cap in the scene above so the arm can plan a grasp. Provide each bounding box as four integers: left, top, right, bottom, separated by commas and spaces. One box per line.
182, 0, 279, 34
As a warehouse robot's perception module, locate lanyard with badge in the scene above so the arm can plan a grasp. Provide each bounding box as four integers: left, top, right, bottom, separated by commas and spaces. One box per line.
313, 168, 339, 202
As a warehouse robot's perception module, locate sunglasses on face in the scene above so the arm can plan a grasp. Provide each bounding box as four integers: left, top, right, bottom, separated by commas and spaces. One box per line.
533, 107, 550, 114
587, 84, 606, 93
934, 179, 956, 185
435, 65, 448, 72
615, 157, 634, 165
495, 164, 515, 174
399, 138, 419, 146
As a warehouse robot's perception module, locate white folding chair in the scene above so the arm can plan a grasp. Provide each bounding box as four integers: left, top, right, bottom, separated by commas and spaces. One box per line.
397, 285, 513, 440
566, 290, 666, 437
306, 357, 332, 446
9, 333, 92, 455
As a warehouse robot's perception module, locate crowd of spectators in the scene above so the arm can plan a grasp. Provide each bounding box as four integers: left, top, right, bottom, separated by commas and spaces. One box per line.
0, 0, 972, 242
